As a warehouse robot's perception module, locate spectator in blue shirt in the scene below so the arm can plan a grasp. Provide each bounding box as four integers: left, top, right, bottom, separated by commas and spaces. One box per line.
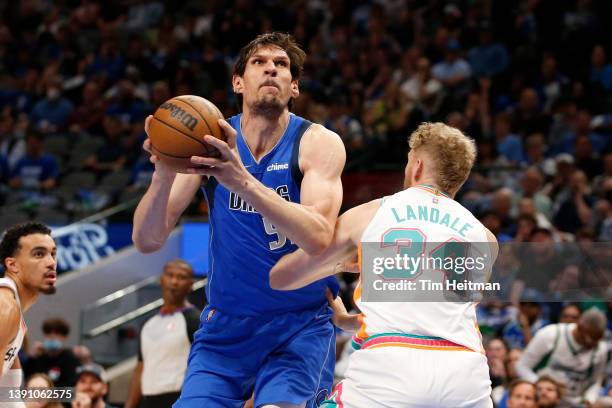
494, 112, 524, 163
468, 21, 509, 79
9, 128, 59, 192
30, 79, 74, 132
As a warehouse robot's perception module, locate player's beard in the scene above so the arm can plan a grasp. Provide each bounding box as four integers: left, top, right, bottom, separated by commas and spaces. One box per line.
251, 95, 284, 120
40, 285, 56, 295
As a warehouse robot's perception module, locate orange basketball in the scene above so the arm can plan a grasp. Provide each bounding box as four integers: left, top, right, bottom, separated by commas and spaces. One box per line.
149, 95, 225, 172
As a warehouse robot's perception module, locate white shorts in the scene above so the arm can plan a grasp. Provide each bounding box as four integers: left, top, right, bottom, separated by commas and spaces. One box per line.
321, 345, 492, 408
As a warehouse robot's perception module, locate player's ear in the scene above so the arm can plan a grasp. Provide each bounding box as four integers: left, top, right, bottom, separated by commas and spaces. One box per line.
290, 80, 299, 99
413, 159, 423, 182
4, 258, 17, 274
232, 74, 243, 94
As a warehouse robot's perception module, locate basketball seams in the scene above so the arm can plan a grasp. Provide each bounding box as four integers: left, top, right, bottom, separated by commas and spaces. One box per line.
150, 145, 192, 159
151, 115, 214, 156
173, 97, 217, 138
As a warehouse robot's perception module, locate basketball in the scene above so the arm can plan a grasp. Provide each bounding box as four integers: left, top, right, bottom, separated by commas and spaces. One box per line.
148, 95, 225, 172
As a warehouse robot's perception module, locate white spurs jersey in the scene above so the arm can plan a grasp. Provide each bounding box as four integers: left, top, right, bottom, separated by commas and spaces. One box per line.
0, 277, 26, 376
355, 185, 491, 353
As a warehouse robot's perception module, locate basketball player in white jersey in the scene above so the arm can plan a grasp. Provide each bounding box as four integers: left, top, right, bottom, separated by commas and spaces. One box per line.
271, 122, 499, 407
0, 222, 57, 398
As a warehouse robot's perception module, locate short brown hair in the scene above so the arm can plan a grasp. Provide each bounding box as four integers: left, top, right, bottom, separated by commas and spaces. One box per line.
536, 375, 564, 399
508, 379, 536, 398
408, 122, 477, 194
233, 32, 306, 80
42, 317, 70, 337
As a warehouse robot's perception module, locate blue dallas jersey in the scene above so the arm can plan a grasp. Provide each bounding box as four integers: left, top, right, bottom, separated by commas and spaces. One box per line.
202, 113, 339, 316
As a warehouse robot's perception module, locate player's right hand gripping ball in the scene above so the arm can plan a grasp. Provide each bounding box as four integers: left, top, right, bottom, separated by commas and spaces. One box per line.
148, 95, 226, 172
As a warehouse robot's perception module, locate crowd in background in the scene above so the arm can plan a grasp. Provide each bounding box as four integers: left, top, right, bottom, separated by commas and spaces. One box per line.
1, 0, 611, 407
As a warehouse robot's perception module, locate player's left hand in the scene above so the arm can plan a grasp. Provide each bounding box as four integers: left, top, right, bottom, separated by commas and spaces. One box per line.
188, 119, 251, 191
327, 289, 362, 333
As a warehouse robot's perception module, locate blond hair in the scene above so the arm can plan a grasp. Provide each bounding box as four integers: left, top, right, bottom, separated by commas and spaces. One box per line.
408, 122, 477, 194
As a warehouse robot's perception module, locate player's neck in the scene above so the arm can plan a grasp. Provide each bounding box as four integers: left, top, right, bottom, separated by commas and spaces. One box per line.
240, 109, 290, 160
160, 300, 188, 314
10, 276, 38, 312
413, 180, 454, 198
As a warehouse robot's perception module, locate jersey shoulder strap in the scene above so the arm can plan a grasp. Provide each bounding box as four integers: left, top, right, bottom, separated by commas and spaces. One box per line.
533, 324, 560, 372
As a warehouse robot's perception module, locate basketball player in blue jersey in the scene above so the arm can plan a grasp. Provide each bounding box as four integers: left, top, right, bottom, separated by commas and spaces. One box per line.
133, 32, 346, 408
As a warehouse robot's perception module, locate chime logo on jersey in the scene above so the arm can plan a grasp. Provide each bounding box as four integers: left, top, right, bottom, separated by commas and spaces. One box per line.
266, 162, 289, 172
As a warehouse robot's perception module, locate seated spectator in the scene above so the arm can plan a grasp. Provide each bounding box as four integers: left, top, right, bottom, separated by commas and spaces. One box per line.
534, 54, 568, 114
574, 134, 603, 180
467, 20, 509, 79
590, 44, 612, 91
507, 379, 537, 408
480, 211, 513, 243
82, 115, 128, 178
535, 375, 570, 408
514, 214, 538, 243
517, 168, 553, 221
486, 338, 509, 388
552, 109, 606, 158
24, 373, 63, 408
512, 88, 550, 137
591, 151, 612, 196
493, 348, 524, 407
30, 78, 74, 132
9, 128, 59, 193
323, 97, 365, 159
72, 363, 117, 408
105, 79, 149, 126
0, 106, 26, 170
23, 317, 81, 387
432, 39, 472, 108
553, 170, 595, 234
517, 198, 552, 230
543, 154, 576, 203
502, 299, 550, 349
399, 57, 443, 117
68, 81, 107, 135
558, 303, 582, 324
126, 152, 154, 191
512, 228, 564, 303
489, 188, 516, 237
493, 112, 524, 163
523, 133, 556, 177
516, 308, 608, 406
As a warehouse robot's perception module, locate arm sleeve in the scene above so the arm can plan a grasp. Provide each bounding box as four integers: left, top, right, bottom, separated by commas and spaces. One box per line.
515, 324, 557, 383
583, 345, 609, 403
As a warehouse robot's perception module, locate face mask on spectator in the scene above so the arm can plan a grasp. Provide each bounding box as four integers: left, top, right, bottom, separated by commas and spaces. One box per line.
43, 338, 63, 351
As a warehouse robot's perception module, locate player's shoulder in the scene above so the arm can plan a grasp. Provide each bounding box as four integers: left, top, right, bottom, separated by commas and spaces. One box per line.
0, 288, 21, 326
300, 123, 345, 161
534, 322, 560, 339
302, 123, 344, 148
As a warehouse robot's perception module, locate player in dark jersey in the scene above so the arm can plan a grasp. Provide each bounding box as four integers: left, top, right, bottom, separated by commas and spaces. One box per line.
133, 32, 346, 408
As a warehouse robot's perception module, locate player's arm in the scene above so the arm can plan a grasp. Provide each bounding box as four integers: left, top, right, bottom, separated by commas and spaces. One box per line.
132, 117, 203, 253
270, 199, 380, 290
192, 121, 346, 254
0, 290, 21, 376
484, 228, 499, 280
124, 361, 143, 408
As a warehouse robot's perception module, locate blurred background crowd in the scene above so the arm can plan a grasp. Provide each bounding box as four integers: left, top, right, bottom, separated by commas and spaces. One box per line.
0, 0, 611, 407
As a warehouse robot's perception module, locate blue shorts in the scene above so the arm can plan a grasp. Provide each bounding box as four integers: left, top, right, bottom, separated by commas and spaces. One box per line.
173, 303, 336, 408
